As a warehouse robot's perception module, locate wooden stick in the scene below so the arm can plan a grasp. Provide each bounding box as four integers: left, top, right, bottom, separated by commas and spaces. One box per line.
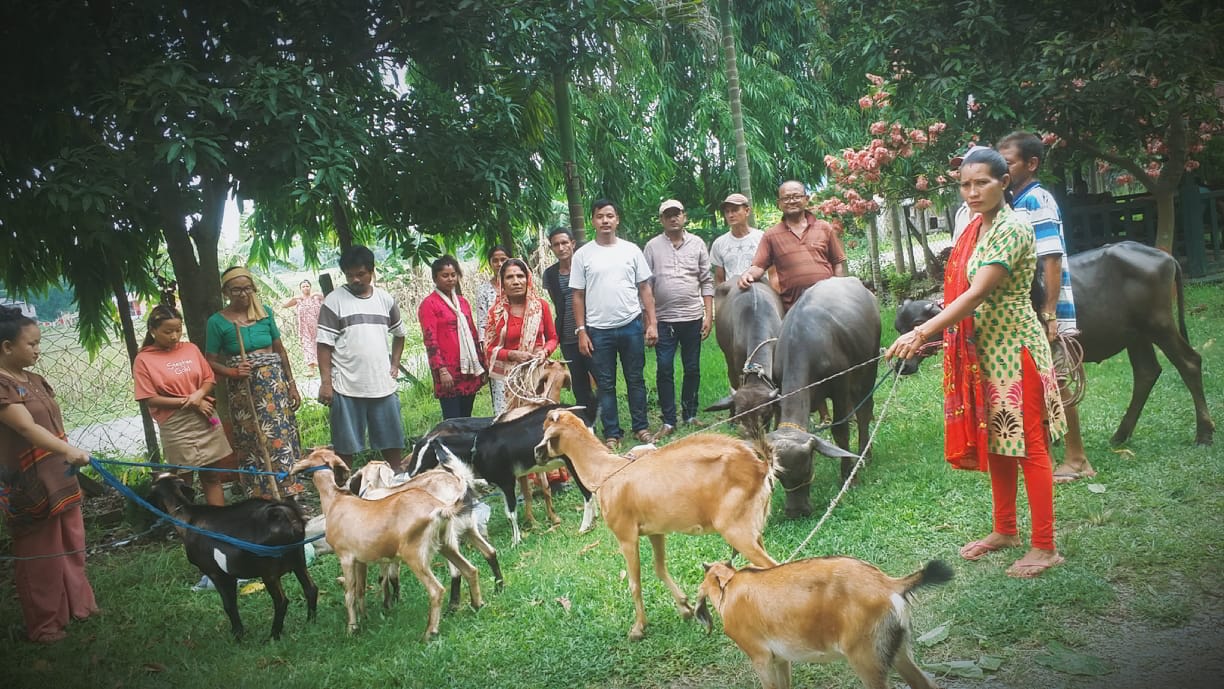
235, 324, 282, 500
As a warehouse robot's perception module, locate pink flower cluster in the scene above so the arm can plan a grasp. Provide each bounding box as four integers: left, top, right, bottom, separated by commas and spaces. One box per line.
818, 116, 946, 218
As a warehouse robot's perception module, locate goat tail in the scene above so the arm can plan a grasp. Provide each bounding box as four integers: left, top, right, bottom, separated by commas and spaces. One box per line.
899, 559, 954, 598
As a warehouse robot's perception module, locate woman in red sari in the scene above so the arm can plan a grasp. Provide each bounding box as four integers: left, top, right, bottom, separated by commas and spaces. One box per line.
418, 255, 486, 419
484, 258, 559, 411
888, 147, 1067, 579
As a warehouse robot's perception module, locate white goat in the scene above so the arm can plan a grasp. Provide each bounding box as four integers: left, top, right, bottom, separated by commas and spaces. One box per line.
534, 409, 778, 640
289, 448, 482, 639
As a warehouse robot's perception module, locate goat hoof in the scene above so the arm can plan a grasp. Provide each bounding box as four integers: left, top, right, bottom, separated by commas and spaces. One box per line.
628, 626, 646, 641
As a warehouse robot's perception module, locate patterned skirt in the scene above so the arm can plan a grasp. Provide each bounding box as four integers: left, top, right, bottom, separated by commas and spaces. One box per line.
226, 352, 304, 498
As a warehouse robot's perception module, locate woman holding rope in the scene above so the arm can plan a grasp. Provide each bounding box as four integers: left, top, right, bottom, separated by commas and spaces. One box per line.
887, 147, 1067, 579
205, 267, 304, 499
419, 255, 486, 420
484, 258, 560, 409
134, 305, 230, 506
0, 306, 98, 643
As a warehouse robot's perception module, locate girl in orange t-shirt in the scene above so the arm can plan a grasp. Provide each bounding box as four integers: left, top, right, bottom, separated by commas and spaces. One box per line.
133, 305, 231, 506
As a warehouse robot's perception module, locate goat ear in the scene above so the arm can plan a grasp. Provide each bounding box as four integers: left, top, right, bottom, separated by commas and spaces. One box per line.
348, 473, 363, 494
694, 595, 713, 634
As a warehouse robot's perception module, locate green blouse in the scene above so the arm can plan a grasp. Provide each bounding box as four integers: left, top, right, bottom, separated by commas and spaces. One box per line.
205, 311, 282, 358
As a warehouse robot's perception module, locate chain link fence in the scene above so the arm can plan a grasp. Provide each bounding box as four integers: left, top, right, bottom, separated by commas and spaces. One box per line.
33, 256, 529, 461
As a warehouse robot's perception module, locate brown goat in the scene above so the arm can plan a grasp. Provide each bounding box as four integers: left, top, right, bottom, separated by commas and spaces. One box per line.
694, 557, 953, 689
534, 409, 778, 640
289, 448, 482, 639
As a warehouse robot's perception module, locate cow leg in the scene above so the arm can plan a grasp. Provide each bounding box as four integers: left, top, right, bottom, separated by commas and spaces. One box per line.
646, 534, 692, 619
1112, 344, 1162, 446
1154, 333, 1215, 446
830, 393, 855, 484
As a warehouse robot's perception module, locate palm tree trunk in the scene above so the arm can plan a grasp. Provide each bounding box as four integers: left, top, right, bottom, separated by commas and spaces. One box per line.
719, 0, 753, 221
554, 67, 587, 243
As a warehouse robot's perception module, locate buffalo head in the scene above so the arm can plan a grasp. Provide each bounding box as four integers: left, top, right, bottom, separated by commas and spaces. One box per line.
893, 299, 943, 376
766, 425, 858, 518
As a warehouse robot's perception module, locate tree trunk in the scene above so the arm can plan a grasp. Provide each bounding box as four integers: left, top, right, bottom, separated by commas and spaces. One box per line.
158, 175, 224, 346
554, 67, 586, 243
719, 0, 753, 223
905, 212, 942, 280
889, 202, 906, 273
496, 201, 514, 252
332, 195, 354, 253
903, 206, 918, 276
105, 249, 161, 463
1154, 185, 1176, 253
867, 213, 882, 293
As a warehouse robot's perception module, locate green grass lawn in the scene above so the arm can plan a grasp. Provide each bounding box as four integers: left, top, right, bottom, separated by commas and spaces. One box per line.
2, 286, 1220, 689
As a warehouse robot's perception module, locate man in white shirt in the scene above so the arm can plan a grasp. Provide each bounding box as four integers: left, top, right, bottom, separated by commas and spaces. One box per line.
316, 245, 408, 470
710, 193, 764, 285
571, 199, 658, 450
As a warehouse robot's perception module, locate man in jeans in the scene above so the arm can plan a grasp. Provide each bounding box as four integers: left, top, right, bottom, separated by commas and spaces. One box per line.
571, 199, 658, 450
643, 199, 714, 439
542, 226, 599, 426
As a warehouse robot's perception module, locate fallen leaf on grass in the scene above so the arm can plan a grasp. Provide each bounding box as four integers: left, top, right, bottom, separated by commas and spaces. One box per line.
1111, 448, 1136, 459
1033, 641, 1111, 676
916, 622, 949, 646
241, 581, 265, 595
578, 540, 601, 556
1086, 483, 1107, 494
978, 655, 1004, 671
555, 596, 572, 612
143, 662, 167, 673
925, 660, 984, 678
1199, 337, 1213, 350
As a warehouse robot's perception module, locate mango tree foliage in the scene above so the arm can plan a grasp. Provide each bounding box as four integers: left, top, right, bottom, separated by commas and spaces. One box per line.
836, 0, 1224, 251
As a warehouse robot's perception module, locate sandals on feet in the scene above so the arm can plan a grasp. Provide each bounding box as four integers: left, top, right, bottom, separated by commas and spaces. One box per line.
959, 539, 1009, 561
634, 429, 654, 443
1006, 554, 1065, 579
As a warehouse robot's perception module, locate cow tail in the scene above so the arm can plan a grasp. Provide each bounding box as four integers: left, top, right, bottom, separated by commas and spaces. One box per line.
1174, 259, 1190, 344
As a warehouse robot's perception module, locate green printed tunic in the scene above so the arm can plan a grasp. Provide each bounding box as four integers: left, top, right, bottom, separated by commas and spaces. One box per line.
967, 205, 1067, 456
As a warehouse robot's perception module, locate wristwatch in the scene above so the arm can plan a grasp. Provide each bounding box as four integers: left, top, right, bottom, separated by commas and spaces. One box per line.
575, 326, 586, 335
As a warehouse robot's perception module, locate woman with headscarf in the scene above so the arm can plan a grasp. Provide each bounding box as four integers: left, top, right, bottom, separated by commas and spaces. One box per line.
418, 255, 487, 419
888, 147, 1066, 579
204, 267, 304, 498
483, 258, 559, 410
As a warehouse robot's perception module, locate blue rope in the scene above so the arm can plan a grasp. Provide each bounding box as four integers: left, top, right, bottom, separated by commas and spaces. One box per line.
89, 457, 296, 482
87, 458, 325, 557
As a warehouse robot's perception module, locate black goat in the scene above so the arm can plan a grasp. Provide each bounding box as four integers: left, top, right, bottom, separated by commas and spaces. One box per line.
149, 474, 319, 640
409, 404, 598, 544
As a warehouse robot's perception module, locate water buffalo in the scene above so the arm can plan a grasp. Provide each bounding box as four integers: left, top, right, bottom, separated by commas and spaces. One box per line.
896, 241, 1213, 447
704, 282, 784, 432
767, 277, 879, 518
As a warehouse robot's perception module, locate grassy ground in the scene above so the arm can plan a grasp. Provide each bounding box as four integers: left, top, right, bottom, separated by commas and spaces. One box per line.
2, 285, 1220, 689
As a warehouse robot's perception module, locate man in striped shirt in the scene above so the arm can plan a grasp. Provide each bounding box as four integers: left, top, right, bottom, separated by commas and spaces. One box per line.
999, 131, 1095, 483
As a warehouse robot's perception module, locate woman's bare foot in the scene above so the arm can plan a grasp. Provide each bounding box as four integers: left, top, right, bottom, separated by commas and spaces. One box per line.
959, 532, 1024, 560
1006, 548, 1065, 578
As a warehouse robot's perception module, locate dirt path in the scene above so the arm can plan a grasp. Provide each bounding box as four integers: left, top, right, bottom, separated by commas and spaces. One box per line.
944, 602, 1224, 689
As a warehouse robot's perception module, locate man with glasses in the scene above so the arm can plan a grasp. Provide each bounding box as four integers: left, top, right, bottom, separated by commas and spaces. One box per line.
737, 180, 847, 311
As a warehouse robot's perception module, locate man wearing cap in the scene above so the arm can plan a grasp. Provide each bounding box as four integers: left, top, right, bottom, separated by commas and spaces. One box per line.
997, 131, 1095, 483
737, 180, 847, 311
710, 193, 766, 286
643, 200, 714, 438
571, 199, 658, 450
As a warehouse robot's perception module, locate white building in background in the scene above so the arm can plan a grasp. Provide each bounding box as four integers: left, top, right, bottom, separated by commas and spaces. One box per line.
0, 299, 36, 319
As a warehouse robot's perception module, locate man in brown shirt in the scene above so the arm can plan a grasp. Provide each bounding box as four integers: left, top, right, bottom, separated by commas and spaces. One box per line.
737, 180, 847, 311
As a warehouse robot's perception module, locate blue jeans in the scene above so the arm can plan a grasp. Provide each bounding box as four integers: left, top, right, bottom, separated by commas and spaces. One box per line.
560, 340, 599, 425
588, 316, 648, 439
656, 318, 703, 425
439, 394, 476, 420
